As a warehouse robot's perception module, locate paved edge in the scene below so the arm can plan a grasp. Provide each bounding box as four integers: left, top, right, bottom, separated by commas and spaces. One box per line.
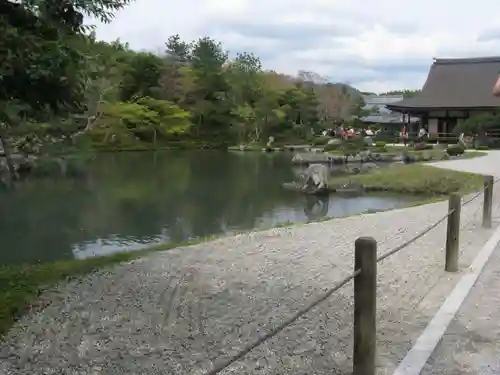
391, 220, 500, 375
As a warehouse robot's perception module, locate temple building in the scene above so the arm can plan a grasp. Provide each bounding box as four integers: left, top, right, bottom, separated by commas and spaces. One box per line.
386, 57, 500, 137
359, 94, 419, 133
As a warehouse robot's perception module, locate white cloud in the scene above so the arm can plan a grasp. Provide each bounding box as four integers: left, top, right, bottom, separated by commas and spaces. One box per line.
94, 0, 500, 93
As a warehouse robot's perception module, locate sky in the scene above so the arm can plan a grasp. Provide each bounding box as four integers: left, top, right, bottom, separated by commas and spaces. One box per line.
94, 0, 500, 93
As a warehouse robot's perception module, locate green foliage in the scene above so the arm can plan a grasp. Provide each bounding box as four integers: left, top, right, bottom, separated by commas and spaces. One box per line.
477, 145, 489, 150
381, 90, 421, 98
414, 142, 433, 151
0, 6, 379, 153
374, 132, 398, 143
311, 136, 331, 146
446, 144, 465, 156
135, 97, 191, 135
1, 0, 134, 122
330, 165, 482, 196
455, 112, 500, 135
88, 98, 191, 147
324, 142, 343, 151
344, 136, 365, 150
374, 141, 386, 148
119, 53, 164, 101
484, 138, 500, 149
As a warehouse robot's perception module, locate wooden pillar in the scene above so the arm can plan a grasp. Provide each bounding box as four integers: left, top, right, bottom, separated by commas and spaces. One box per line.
483, 175, 494, 228
445, 193, 461, 272
353, 237, 377, 375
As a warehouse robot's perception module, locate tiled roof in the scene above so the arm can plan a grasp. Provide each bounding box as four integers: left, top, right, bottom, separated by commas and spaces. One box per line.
386, 57, 500, 110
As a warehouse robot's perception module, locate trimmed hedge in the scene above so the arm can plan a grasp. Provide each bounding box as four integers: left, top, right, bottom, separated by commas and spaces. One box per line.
311, 136, 331, 146
446, 144, 465, 156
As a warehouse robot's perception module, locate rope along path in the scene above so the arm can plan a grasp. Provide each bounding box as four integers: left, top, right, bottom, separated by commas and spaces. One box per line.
203, 179, 497, 374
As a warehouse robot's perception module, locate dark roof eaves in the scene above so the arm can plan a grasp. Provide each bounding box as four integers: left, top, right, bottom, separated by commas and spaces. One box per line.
386, 104, 500, 111
434, 56, 500, 65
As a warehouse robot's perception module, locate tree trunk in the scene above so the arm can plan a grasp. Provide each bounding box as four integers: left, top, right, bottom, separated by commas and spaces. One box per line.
0, 133, 17, 180
197, 115, 202, 137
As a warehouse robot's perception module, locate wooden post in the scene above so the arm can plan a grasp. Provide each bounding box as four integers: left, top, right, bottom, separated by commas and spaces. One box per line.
445, 193, 461, 272
353, 237, 377, 375
483, 175, 493, 229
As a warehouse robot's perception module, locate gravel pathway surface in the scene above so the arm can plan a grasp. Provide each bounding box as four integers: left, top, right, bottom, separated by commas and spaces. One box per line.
1, 152, 500, 375
421, 240, 500, 375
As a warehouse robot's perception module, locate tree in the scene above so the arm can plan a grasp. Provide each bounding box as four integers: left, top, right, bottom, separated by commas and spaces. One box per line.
1, 27, 375, 164
381, 89, 421, 98
227, 52, 262, 106
454, 112, 500, 135
187, 37, 231, 136
165, 34, 191, 63
135, 97, 191, 144
0, 0, 134, 178
351, 96, 368, 118
119, 52, 164, 101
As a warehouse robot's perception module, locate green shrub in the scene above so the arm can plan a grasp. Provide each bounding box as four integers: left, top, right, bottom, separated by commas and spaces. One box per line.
311, 136, 331, 146
486, 138, 500, 149
414, 142, 431, 151
374, 141, 386, 148
477, 145, 489, 150
324, 143, 342, 152
446, 144, 465, 156
374, 132, 397, 143
344, 136, 365, 150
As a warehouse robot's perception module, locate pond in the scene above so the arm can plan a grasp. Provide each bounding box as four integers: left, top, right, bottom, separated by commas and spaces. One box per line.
0, 151, 420, 264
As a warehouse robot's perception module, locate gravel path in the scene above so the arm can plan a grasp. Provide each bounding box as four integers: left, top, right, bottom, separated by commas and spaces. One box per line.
421, 240, 500, 375
1, 152, 500, 375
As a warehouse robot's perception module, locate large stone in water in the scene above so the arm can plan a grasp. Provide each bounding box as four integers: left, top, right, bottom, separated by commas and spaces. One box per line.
291, 153, 332, 165
303, 164, 329, 192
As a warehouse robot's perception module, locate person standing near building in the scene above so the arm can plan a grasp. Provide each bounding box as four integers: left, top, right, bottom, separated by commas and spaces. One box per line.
417, 126, 427, 142
401, 124, 408, 146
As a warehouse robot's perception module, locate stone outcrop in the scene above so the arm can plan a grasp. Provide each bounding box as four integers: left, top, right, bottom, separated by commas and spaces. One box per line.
283, 164, 330, 195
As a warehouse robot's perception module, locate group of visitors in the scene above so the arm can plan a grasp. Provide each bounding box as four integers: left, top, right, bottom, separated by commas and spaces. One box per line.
321, 125, 376, 140
399, 124, 428, 146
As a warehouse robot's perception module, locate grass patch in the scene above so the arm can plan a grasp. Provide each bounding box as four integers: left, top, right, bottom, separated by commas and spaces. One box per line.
329, 164, 484, 196
460, 151, 488, 159
327, 147, 486, 161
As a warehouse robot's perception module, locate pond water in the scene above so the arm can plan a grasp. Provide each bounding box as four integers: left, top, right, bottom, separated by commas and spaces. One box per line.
0, 151, 420, 264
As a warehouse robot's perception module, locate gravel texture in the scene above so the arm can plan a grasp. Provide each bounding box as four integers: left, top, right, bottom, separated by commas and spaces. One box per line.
1, 152, 500, 375
421, 240, 500, 375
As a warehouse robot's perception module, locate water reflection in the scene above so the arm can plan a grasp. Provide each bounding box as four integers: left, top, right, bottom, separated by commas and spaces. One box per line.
0, 151, 418, 264
304, 195, 330, 221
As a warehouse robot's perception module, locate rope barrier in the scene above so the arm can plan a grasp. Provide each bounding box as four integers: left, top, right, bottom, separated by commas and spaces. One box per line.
376, 209, 454, 263
203, 269, 361, 375
462, 190, 484, 206
203, 175, 498, 374
462, 176, 500, 206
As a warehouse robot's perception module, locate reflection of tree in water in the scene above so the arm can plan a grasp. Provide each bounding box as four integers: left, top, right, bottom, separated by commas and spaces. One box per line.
303, 195, 330, 221
0, 151, 304, 264
0, 177, 92, 264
